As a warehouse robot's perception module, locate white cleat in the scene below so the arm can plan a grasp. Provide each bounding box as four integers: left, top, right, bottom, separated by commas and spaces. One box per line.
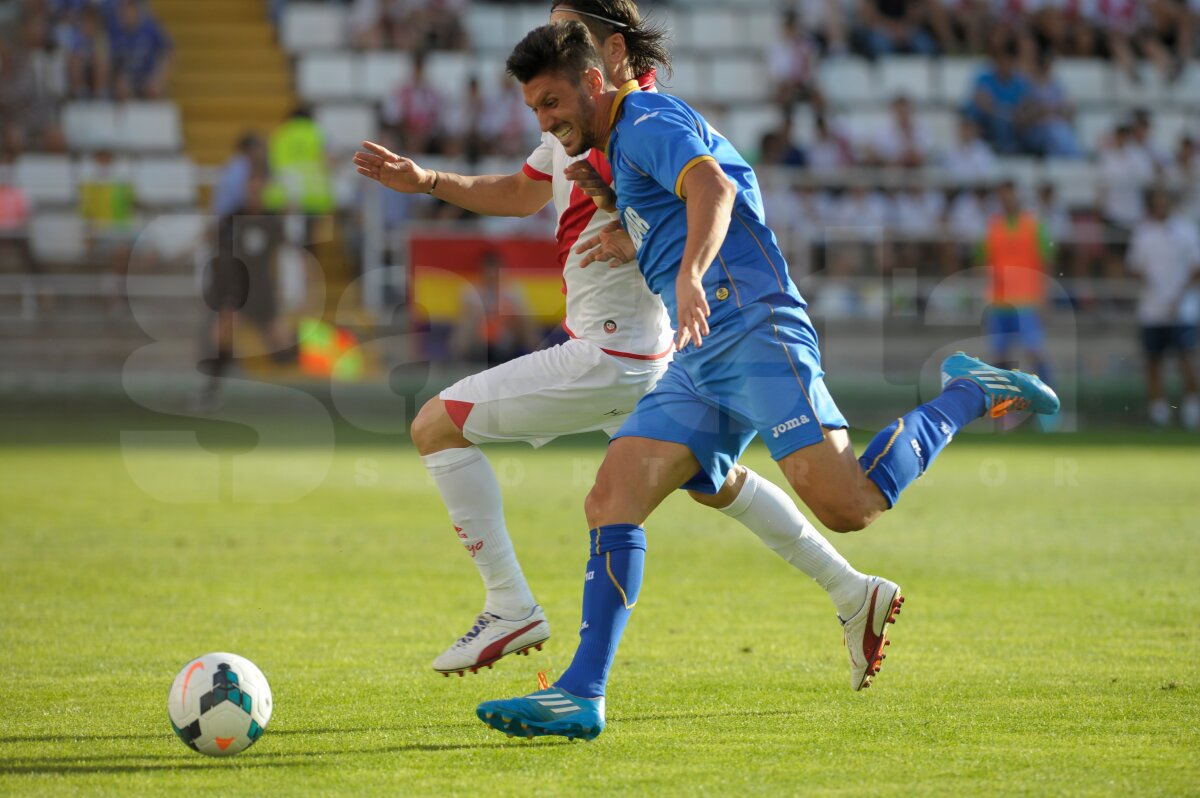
433, 606, 550, 676
840, 576, 903, 691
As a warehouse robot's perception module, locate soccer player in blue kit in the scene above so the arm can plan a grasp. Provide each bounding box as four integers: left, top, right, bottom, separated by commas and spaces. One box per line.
477, 22, 1060, 741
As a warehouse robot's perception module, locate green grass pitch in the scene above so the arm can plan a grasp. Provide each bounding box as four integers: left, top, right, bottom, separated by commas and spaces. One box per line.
2, 423, 1198, 796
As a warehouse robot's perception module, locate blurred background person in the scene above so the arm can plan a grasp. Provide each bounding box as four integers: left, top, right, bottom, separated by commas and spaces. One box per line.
977, 180, 1054, 384
449, 250, 541, 368
108, 0, 172, 100
1126, 187, 1200, 429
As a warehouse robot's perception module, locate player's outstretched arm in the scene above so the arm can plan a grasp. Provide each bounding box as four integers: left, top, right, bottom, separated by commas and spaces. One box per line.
352, 141, 552, 218
675, 161, 736, 349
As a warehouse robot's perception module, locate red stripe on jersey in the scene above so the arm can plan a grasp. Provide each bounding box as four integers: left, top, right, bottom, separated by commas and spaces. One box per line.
562, 320, 673, 361
444, 399, 475, 431
554, 148, 612, 269
522, 163, 552, 182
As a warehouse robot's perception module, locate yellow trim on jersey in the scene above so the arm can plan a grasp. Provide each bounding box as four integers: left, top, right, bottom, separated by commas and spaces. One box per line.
603, 80, 643, 156
716, 252, 743, 307
864, 419, 905, 476
674, 155, 716, 199
606, 552, 637, 609
734, 213, 787, 293
767, 304, 821, 427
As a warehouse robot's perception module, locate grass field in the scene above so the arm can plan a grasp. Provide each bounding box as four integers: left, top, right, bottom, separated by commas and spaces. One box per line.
2, 419, 1198, 796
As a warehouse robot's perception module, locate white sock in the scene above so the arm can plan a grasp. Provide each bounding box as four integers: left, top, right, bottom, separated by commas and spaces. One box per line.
1149, 398, 1171, 426
720, 469, 867, 619
1183, 394, 1200, 431
421, 446, 535, 619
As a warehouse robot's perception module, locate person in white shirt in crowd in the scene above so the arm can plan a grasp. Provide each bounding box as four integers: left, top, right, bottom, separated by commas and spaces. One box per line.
1172, 136, 1200, 224
807, 112, 856, 173
795, 0, 851, 54
383, 51, 444, 154
1126, 187, 1200, 429
1098, 123, 1157, 272
942, 184, 996, 273
480, 72, 540, 158
767, 9, 824, 108
865, 95, 930, 168
1128, 108, 1170, 172
942, 115, 999, 180
1033, 181, 1072, 247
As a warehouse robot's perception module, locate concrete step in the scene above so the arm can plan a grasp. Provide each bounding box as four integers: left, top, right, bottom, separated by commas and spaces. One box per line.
149, 0, 267, 25
168, 24, 276, 50
174, 48, 288, 73
170, 72, 293, 99
176, 96, 295, 120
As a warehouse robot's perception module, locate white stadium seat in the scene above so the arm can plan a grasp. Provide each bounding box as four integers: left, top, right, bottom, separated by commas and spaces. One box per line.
658, 56, 706, 103
687, 8, 741, 49
30, 212, 87, 263
820, 58, 880, 106
937, 58, 985, 106
1076, 110, 1118, 154
463, 4, 513, 53
117, 102, 182, 151
425, 52, 474, 104
361, 52, 411, 101
62, 102, 118, 151
741, 8, 778, 48
1114, 65, 1165, 106
280, 3, 347, 51
1044, 160, 1098, 207
921, 109, 958, 152
132, 157, 197, 207
14, 155, 76, 206
298, 53, 357, 102
709, 55, 766, 103
1053, 59, 1110, 106
315, 104, 379, 155
720, 105, 783, 155
877, 57, 935, 105
1167, 64, 1200, 106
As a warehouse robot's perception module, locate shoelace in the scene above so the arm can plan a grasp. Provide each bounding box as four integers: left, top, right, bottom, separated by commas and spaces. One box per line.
989, 395, 1031, 418
453, 613, 499, 648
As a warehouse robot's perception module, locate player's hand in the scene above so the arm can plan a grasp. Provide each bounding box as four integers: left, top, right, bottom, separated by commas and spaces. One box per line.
564, 160, 617, 212
353, 140, 435, 194
575, 221, 636, 268
674, 272, 710, 350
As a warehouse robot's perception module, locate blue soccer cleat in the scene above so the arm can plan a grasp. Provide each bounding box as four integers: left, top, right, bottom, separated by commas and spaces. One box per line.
477, 688, 605, 741
941, 352, 1060, 418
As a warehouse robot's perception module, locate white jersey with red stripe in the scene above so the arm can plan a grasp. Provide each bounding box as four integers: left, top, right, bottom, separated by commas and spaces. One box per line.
521, 77, 673, 361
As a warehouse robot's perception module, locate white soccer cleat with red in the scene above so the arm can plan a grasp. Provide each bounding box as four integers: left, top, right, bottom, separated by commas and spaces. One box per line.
841, 576, 903, 691
433, 606, 550, 676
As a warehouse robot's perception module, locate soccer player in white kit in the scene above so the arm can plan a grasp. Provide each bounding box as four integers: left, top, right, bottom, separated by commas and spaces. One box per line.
353, 0, 901, 692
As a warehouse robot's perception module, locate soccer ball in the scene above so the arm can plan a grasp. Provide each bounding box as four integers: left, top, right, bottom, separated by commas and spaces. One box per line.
168, 652, 272, 756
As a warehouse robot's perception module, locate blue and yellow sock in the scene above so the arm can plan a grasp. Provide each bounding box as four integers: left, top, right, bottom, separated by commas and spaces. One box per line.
858, 381, 987, 507
555, 524, 646, 699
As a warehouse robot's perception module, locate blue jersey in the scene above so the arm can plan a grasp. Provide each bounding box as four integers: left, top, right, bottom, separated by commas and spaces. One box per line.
605, 83, 806, 337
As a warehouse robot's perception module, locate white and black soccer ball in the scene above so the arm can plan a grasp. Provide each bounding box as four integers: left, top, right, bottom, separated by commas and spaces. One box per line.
168, 652, 272, 756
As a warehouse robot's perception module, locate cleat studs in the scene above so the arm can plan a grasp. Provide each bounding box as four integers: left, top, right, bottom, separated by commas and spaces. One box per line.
507, 734, 514, 738
885, 639, 891, 646
488, 664, 494, 669
442, 672, 449, 678
535, 643, 543, 651
500, 715, 511, 724
457, 671, 465, 677
486, 712, 494, 720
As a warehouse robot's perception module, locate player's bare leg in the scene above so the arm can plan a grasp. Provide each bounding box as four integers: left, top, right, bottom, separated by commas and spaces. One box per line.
412, 397, 547, 676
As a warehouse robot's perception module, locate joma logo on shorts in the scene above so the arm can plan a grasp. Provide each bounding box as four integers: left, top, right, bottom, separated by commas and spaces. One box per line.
771, 416, 810, 438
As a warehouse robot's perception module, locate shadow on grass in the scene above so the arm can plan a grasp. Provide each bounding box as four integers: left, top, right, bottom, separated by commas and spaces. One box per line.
0, 738, 569, 775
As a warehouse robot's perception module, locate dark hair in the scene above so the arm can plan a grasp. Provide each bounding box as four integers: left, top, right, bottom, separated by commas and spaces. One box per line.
506, 21, 603, 85
549, 0, 672, 79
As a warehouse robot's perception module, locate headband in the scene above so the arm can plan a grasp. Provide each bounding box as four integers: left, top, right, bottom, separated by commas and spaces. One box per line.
556, 6, 632, 30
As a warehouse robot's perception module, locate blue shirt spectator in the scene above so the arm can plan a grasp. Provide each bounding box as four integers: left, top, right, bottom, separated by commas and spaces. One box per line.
109, 0, 171, 99
965, 44, 1033, 155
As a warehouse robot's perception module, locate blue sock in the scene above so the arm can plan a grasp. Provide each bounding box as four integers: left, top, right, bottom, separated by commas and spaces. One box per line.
858, 381, 987, 507
555, 524, 646, 699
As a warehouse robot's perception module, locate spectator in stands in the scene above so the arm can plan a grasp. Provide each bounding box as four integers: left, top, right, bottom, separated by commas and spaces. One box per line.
0, 148, 37, 316
1090, 0, 1182, 83
443, 75, 487, 163
78, 147, 135, 309
348, 0, 386, 50
929, 0, 987, 54
196, 170, 294, 413
856, 0, 940, 58
795, 0, 850, 55
865, 95, 930, 168
965, 37, 1034, 154
1026, 52, 1083, 158
1098, 123, 1157, 256
450, 250, 540, 367
480, 72, 538, 158
65, 5, 110, 98
1129, 108, 1170, 171
977, 180, 1055, 385
1172, 136, 1200, 222
891, 185, 945, 273
383, 51, 444, 154
1126, 187, 1200, 429
806, 112, 855, 173
213, 132, 267, 219
108, 0, 172, 100
942, 115, 998, 179
766, 10, 823, 109
0, 22, 67, 155
266, 107, 334, 217
941, 184, 994, 272
1033, 180, 1072, 251
759, 113, 807, 167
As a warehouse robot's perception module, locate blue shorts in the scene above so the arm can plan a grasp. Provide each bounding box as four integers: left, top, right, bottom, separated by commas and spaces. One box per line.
612, 301, 848, 494
1141, 324, 1197, 356
985, 305, 1045, 355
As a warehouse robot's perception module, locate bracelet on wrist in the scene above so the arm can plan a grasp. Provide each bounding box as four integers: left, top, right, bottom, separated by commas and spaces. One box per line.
426, 171, 440, 194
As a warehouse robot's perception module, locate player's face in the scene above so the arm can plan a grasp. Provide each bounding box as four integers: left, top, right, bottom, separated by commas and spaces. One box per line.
522, 70, 601, 156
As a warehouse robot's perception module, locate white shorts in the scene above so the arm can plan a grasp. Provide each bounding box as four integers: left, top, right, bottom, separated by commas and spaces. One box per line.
440, 338, 670, 448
